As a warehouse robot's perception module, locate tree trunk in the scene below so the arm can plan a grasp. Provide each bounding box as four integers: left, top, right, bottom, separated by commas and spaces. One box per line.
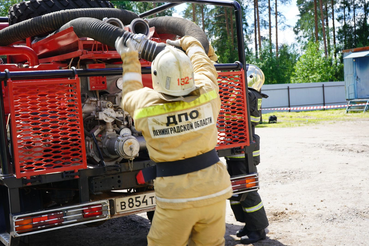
201, 5, 205, 32
256, 0, 262, 57
325, 1, 330, 56
192, 3, 196, 23
230, 8, 234, 49
225, 7, 230, 46
343, 4, 346, 48
254, 0, 258, 59
365, 1, 368, 43
314, 0, 319, 43
275, 0, 278, 58
353, 0, 356, 46
319, 0, 327, 57
365, 1, 368, 23
153, 3, 157, 17
268, 0, 272, 54
331, 0, 336, 59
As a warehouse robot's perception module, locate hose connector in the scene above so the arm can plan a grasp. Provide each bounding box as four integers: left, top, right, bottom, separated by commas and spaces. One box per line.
129, 18, 150, 36
128, 33, 166, 61
102, 17, 124, 29
130, 33, 149, 57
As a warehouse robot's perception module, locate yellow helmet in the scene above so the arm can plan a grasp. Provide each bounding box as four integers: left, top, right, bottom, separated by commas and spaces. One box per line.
151, 46, 197, 98
247, 64, 265, 92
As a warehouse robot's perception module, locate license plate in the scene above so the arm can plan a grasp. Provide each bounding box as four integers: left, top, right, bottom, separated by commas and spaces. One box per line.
115, 192, 156, 213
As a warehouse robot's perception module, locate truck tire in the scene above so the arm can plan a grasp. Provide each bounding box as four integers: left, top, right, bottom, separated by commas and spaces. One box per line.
147, 211, 154, 223
8, 0, 115, 25
0, 203, 5, 233
0, 188, 7, 233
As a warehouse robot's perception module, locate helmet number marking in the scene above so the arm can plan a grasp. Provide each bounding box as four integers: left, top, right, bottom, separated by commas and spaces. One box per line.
177, 77, 192, 86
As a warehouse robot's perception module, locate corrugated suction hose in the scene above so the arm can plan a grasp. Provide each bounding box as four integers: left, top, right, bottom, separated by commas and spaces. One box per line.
0, 8, 138, 46
57, 17, 166, 62
0, 9, 209, 61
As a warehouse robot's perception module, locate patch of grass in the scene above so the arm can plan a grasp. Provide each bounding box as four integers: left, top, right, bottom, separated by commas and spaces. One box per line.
258, 109, 369, 128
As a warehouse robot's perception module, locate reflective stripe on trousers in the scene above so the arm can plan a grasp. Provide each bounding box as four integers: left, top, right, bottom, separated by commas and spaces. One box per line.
243, 201, 264, 213
250, 115, 260, 123
226, 150, 259, 159
230, 200, 241, 205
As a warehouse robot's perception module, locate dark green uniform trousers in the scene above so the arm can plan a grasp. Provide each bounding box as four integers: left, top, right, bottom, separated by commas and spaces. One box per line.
227, 158, 269, 231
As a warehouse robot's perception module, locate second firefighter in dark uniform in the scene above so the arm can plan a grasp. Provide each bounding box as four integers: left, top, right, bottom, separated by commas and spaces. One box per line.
226, 64, 269, 244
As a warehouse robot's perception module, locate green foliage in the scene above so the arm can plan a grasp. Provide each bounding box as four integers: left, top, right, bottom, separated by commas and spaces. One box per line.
291, 41, 338, 83
350, 1, 369, 48
249, 41, 298, 84
335, 0, 369, 50
113, 1, 172, 16
207, 6, 239, 63
294, 0, 316, 46
0, 0, 356, 85
182, 4, 211, 32
180, 2, 252, 63
0, 0, 19, 16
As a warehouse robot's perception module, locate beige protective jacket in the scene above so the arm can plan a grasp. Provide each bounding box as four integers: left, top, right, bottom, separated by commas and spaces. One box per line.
120, 37, 232, 210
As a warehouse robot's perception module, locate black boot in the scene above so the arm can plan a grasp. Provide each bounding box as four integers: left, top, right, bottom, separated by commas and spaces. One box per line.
240, 229, 266, 244
236, 225, 250, 237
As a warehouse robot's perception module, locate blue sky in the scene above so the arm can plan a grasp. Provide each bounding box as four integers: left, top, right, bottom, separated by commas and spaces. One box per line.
278, 0, 299, 45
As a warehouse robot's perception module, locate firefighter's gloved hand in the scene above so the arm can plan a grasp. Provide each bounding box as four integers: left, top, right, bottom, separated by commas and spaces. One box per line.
167, 36, 203, 51
172, 36, 205, 58
166, 39, 181, 48
115, 36, 135, 56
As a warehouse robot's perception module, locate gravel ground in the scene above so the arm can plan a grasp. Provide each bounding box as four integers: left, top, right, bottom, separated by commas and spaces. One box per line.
24, 119, 369, 246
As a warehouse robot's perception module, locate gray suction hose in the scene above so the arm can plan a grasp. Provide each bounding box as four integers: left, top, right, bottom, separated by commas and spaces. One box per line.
56, 16, 210, 61
0, 10, 209, 61
148, 16, 209, 54
46, 16, 209, 62
0, 8, 138, 46
57, 17, 166, 62
58, 17, 126, 49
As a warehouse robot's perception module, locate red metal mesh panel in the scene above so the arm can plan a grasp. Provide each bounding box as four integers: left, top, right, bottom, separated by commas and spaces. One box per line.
7, 77, 87, 178
216, 70, 250, 150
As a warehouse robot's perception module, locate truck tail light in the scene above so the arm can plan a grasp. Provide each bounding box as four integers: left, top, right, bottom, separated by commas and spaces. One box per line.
14, 218, 32, 232
83, 205, 103, 218
13, 201, 110, 236
14, 212, 64, 234
231, 174, 259, 194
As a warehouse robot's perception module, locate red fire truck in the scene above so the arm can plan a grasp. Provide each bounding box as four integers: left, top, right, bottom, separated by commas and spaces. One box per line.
0, 0, 258, 245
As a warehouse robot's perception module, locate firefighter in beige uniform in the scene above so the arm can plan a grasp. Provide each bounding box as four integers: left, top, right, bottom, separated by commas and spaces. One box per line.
115, 35, 232, 246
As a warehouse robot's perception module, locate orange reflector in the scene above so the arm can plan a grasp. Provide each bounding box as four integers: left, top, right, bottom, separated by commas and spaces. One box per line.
16, 224, 33, 232
231, 175, 258, 192
245, 177, 256, 188
15, 217, 32, 226
15, 217, 33, 233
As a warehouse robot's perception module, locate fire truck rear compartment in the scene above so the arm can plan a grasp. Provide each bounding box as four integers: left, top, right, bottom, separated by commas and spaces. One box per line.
0, 1, 257, 245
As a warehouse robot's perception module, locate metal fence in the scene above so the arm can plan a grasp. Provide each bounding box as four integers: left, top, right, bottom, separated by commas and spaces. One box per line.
260, 81, 346, 113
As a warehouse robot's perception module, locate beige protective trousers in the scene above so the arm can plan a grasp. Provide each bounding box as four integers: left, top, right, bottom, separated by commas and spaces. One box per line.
147, 200, 226, 246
